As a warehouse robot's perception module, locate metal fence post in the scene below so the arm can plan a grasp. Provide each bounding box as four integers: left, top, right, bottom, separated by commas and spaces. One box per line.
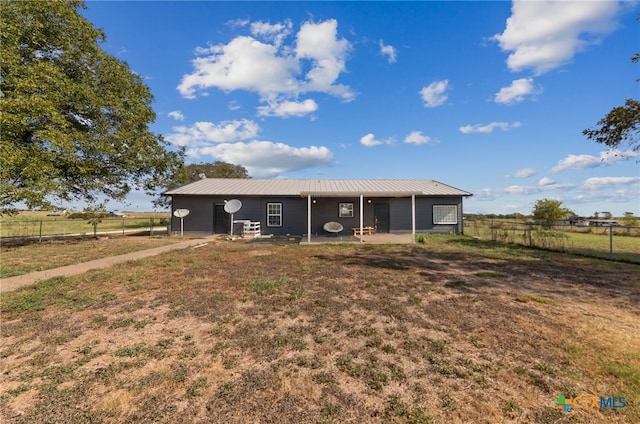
150, 218, 154, 236
39, 219, 43, 242
609, 225, 613, 260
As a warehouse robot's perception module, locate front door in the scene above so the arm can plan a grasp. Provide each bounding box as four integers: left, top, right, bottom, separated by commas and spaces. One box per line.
213, 204, 229, 234
374, 203, 390, 233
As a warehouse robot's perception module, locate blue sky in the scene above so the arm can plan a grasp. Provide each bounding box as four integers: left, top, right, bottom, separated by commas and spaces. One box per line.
81, 1, 639, 216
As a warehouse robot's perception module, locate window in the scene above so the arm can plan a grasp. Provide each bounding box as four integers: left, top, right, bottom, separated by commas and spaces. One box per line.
433, 205, 457, 224
339, 202, 354, 218
267, 203, 282, 227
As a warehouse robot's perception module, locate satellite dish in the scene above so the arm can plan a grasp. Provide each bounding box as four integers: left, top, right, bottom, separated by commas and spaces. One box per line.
224, 200, 242, 236
173, 209, 190, 237
224, 199, 242, 214
174, 209, 190, 218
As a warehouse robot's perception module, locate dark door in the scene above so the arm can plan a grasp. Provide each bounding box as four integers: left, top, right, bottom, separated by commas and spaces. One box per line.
374, 203, 390, 233
213, 204, 229, 234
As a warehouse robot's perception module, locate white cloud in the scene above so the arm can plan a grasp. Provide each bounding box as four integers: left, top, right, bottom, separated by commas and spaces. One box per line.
494, 78, 541, 105
166, 119, 260, 146
404, 131, 434, 145
509, 167, 536, 178
504, 185, 540, 195
459, 121, 521, 134
360, 133, 384, 147
168, 110, 184, 121
295, 19, 354, 100
190, 141, 333, 178
165, 118, 333, 177
179, 36, 297, 98
227, 18, 250, 29
257, 98, 318, 117
473, 188, 500, 201
250, 20, 292, 48
582, 176, 640, 190
493, 0, 621, 74
379, 40, 397, 63
177, 19, 354, 108
552, 150, 639, 172
473, 178, 576, 202
504, 181, 573, 195
419, 80, 449, 108
574, 188, 640, 205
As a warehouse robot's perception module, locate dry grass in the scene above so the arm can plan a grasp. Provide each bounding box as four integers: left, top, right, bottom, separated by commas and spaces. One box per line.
0, 237, 181, 277
1, 236, 639, 423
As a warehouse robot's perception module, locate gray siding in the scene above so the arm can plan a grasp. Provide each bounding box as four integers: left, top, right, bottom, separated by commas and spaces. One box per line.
382, 197, 463, 234
170, 194, 465, 236
171, 196, 214, 234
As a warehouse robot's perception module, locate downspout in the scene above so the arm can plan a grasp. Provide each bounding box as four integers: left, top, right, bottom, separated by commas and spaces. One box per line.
411, 194, 416, 243
307, 195, 312, 244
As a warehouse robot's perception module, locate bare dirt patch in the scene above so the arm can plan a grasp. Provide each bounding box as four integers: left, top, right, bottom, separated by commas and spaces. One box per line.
1, 237, 638, 423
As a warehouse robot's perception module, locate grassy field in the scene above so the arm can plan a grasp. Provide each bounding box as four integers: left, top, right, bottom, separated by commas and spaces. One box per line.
0, 211, 170, 239
1, 235, 638, 423
464, 220, 640, 263
0, 237, 182, 278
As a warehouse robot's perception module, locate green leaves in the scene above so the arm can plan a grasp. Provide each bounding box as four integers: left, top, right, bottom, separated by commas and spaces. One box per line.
584, 46, 639, 152
532, 198, 574, 228
154, 161, 249, 207
583, 99, 640, 151
0, 1, 183, 212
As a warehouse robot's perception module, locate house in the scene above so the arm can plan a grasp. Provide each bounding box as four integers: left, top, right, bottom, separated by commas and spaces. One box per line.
164, 179, 472, 242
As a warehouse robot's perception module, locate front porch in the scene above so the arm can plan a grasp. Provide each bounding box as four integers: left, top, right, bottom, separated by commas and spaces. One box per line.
299, 232, 414, 245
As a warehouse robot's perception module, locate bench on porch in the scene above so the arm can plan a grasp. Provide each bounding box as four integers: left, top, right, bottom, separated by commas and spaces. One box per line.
352, 226, 374, 236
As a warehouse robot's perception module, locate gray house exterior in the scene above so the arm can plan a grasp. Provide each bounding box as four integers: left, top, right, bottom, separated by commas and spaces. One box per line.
164, 179, 472, 241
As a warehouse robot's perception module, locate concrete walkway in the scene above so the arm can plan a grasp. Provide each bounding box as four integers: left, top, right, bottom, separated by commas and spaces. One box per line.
0, 236, 217, 293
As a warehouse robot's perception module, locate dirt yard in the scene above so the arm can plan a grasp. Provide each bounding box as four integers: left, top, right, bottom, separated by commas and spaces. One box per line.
1, 236, 638, 423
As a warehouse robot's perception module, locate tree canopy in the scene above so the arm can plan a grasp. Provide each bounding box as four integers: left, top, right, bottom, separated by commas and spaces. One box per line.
583, 99, 640, 152
0, 0, 183, 212
155, 161, 250, 207
532, 198, 574, 227
583, 45, 639, 152
172, 162, 250, 184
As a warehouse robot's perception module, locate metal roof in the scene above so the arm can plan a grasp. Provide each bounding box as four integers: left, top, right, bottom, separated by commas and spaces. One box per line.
164, 179, 472, 197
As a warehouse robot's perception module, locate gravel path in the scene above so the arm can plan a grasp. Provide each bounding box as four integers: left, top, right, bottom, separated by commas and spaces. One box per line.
0, 236, 216, 293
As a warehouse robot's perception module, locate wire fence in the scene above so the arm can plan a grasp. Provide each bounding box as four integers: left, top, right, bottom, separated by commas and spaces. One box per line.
0, 217, 170, 244
464, 219, 640, 264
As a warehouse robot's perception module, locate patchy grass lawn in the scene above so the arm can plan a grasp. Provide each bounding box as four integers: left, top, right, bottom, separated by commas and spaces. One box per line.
1, 236, 638, 423
0, 237, 181, 277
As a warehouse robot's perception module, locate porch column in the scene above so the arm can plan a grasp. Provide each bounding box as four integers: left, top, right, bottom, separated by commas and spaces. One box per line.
307, 195, 312, 244
359, 194, 364, 244
411, 194, 416, 243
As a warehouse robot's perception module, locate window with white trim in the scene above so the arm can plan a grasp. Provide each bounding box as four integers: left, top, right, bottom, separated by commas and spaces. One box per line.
339, 202, 354, 218
267, 203, 282, 227
433, 205, 457, 224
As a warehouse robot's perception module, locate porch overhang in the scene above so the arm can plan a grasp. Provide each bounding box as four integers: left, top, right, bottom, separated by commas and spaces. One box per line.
300, 191, 423, 197
303, 192, 421, 244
